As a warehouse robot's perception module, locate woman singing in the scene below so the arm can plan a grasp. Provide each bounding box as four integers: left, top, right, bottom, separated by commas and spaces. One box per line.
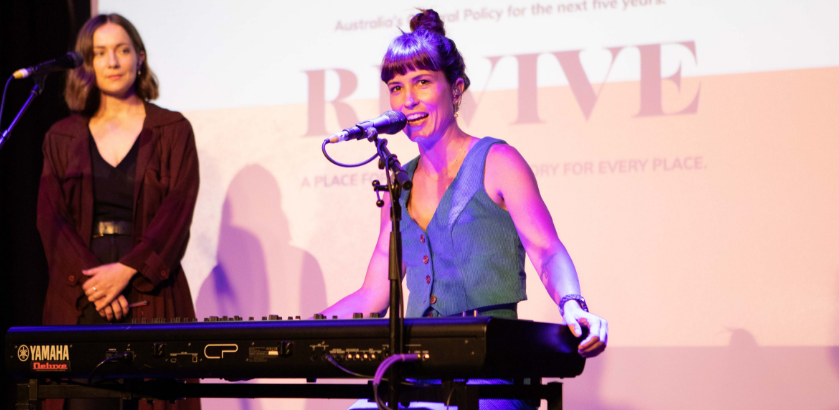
321, 10, 607, 408
37, 14, 200, 410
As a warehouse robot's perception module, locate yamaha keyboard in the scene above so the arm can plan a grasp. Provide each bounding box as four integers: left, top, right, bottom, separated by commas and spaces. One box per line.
5, 317, 585, 380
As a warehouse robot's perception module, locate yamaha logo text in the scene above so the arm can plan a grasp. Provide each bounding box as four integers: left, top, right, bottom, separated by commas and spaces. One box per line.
18, 345, 70, 361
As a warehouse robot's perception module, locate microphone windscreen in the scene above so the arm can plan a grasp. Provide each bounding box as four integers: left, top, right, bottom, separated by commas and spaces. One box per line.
380, 111, 407, 135
65, 51, 84, 68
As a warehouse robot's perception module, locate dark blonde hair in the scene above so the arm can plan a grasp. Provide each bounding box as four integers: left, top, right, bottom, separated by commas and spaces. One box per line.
381, 9, 470, 91
65, 14, 158, 116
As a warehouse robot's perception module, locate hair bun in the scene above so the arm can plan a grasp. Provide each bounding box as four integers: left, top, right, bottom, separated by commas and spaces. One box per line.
410, 9, 445, 36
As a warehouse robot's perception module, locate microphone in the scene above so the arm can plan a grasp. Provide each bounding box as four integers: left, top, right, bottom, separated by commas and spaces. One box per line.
13, 52, 84, 79
327, 111, 407, 143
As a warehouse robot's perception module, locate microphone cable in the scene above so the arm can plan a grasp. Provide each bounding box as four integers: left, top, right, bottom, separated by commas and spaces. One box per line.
372, 353, 421, 410
0, 75, 14, 130
321, 138, 379, 168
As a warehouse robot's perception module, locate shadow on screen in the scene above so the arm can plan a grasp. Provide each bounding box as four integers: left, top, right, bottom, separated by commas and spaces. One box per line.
196, 164, 328, 410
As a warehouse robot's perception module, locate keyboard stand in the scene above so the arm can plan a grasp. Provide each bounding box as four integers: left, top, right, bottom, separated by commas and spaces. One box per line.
15, 378, 565, 410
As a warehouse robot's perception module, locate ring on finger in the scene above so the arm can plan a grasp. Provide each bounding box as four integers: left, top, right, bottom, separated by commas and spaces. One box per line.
92, 286, 97, 292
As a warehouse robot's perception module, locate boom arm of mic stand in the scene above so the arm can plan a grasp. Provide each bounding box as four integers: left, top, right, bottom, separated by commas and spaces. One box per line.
0, 75, 46, 152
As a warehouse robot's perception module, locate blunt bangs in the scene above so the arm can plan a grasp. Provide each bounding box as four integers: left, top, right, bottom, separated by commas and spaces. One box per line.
380, 34, 443, 83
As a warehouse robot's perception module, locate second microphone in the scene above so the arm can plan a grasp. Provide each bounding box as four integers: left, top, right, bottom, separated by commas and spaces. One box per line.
326, 111, 407, 143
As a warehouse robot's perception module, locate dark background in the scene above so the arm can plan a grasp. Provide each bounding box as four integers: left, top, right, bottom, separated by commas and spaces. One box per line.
1, 0, 91, 407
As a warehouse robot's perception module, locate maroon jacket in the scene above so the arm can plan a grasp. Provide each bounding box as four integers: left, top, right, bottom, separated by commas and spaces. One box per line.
38, 102, 199, 325
38, 102, 201, 410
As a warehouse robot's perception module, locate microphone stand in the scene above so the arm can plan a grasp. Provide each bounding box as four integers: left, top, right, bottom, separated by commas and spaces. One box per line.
0, 74, 47, 152
322, 125, 412, 410
366, 127, 412, 410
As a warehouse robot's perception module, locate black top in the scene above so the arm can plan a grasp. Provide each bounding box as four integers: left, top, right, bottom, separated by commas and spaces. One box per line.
89, 132, 139, 224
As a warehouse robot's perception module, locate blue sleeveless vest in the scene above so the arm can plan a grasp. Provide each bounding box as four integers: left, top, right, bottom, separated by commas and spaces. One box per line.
400, 137, 528, 317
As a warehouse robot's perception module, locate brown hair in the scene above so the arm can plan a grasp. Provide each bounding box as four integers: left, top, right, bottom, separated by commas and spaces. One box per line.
381, 9, 470, 91
65, 14, 158, 116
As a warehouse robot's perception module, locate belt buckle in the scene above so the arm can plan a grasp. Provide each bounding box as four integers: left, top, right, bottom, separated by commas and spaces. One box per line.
94, 221, 126, 238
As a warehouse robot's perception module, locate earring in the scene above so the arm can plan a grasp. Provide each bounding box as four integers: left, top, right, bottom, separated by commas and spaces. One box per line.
453, 96, 461, 118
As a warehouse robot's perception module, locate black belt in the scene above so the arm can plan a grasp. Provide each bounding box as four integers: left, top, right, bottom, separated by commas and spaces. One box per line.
92, 221, 133, 238
458, 303, 518, 317
420, 303, 519, 318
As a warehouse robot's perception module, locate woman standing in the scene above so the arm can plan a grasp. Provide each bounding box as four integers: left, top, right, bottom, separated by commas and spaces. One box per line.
37, 13, 200, 410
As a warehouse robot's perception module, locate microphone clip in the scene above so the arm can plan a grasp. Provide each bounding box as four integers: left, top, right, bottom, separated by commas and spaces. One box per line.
29, 74, 48, 97
364, 126, 379, 142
